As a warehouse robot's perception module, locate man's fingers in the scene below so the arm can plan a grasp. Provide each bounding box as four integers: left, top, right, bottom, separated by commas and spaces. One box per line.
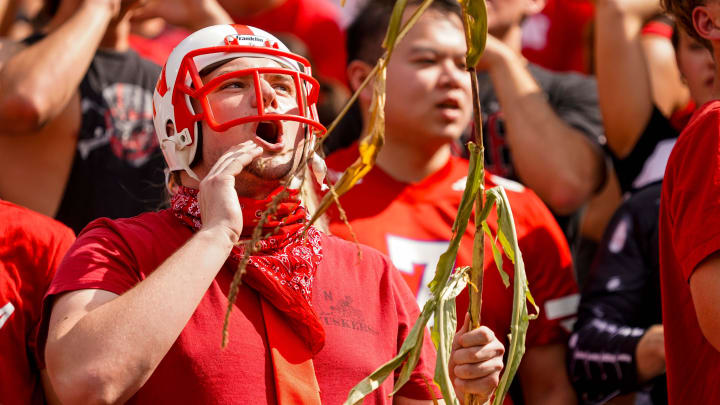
205, 143, 262, 178
458, 325, 497, 348
453, 356, 504, 379
451, 341, 505, 365
452, 315, 470, 350
219, 148, 262, 177
453, 372, 500, 398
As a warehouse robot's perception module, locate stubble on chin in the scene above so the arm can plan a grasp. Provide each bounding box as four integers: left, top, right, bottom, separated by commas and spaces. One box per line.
245, 152, 296, 181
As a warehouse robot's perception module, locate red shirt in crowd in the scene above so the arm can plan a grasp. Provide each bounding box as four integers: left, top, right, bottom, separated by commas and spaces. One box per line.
325, 149, 579, 403
0, 200, 75, 405
129, 27, 190, 67
232, 0, 347, 85
38, 210, 439, 403
659, 100, 720, 404
521, 0, 594, 74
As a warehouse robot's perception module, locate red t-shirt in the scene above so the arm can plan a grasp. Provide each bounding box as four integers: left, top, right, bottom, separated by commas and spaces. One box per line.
325, 151, 578, 384
129, 27, 190, 67
0, 201, 75, 405
659, 100, 720, 404
233, 0, 347, 85
521, 0, 594, 74
38, 210, 439, 403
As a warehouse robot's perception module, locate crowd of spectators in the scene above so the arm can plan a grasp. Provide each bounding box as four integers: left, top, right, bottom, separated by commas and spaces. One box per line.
1, 0, 720, 404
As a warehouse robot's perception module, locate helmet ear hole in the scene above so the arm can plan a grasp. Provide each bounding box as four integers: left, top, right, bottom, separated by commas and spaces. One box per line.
165, 120, 175, 137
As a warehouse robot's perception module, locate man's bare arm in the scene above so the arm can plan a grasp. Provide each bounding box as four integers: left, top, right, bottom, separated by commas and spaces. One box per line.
480, 37, 605, 215
0, 0, 118, 133
594, 0, 657, 158
518, 344, 578, 405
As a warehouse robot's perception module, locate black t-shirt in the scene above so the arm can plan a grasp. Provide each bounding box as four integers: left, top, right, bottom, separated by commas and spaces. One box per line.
464, 63, 605, 243
568, 182, 666, 404
612, 107, 678, 194
53, 49, 166, 234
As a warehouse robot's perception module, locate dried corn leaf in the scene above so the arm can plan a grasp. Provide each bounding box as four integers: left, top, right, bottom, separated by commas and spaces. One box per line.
459, 0, 488, 67
481, 222, 509, 288
383, 0, 409, 55
483, 186, 538, 405
431, 267, 470, 405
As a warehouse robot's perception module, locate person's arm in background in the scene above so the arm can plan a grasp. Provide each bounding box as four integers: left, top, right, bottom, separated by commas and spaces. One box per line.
519, 343, 578, 405
0, 0, 19, 37
569, 184, 665, 403
0, 0, 123, 134
642, 22, 690, 119
594, 0, 686, 158
478, 37, 605, 215
131, 0, 232, 32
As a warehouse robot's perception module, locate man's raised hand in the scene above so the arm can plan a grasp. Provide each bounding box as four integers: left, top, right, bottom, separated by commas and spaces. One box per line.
198, 142, 263, 244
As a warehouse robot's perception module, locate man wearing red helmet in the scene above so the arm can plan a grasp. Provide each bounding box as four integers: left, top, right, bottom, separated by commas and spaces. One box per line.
39, 24, 504, 404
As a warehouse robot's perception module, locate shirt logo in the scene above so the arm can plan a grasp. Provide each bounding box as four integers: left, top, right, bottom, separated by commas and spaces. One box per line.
0, 302, 15, 330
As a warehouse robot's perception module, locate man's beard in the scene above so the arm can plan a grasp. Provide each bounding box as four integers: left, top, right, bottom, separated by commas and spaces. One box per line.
245, 152, 297, 181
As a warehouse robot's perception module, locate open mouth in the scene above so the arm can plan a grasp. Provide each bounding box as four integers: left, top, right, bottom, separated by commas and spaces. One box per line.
437, 99, 460, 109
255, 121, 282, 145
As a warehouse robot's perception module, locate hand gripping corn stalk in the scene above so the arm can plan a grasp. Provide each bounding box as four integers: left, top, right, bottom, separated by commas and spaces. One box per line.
221, 0, 538, 404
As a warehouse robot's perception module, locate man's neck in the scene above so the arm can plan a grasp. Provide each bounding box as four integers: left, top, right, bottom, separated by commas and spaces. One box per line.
493, 24, 523, 53
375, 136, 452, 184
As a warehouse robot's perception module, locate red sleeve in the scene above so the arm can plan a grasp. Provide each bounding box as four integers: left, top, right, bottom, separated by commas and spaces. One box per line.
46, 222, 143, 297
36, 221, 143, 367
669, 109, 720, 281
387, 257, 444, 401
518, 193, 579, 348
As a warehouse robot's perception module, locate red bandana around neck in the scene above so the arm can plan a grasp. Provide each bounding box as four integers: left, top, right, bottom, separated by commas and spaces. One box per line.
171, 186, 325, 354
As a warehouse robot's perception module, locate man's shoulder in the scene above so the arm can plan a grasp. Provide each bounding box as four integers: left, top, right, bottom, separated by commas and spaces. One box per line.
78, 209, 178, 242
485, 172, 564, 236
667, 100, 720, 178
0, 200, 75, 244
322, 232, 390, 263
486, 172, 539, 209
677, 100, 720, 143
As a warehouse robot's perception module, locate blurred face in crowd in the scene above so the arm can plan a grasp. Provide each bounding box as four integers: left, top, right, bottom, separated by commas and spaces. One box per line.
485, 0, 545, 37
195, 57, 306, 184
383, 8, 473, 148
677, 29, 716, 105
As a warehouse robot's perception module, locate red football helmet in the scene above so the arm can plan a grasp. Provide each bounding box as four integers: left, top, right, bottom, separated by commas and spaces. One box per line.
152, 24, 326, 179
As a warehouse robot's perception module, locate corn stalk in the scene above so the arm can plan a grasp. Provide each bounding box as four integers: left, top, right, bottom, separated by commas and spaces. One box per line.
461, 0, 487, 403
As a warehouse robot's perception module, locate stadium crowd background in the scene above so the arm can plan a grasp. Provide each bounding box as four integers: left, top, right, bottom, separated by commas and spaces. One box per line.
1, 0, 719, 404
